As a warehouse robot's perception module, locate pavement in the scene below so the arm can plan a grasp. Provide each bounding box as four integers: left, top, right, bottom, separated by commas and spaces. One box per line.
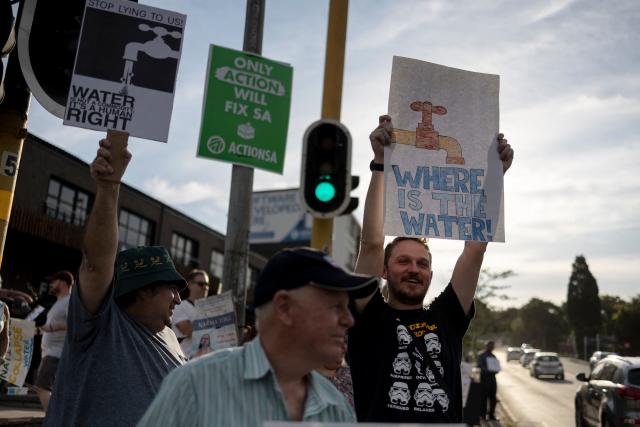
0, 393, 44, 426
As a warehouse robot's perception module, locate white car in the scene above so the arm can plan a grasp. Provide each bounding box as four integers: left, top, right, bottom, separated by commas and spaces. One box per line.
506, 346, 522, 362
529, 352, 564, 380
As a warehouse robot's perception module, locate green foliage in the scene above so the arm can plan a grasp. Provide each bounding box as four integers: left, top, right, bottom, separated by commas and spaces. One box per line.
610, 295, 640, 354
510, 298, 569, 351
566, 255, 602, 358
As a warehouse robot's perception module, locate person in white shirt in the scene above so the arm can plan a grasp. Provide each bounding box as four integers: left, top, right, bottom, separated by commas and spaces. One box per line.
35, 270, 73, 411
171, 270, 218, 358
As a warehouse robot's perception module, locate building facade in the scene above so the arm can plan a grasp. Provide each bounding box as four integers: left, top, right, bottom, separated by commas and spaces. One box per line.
2, 133, 266, 300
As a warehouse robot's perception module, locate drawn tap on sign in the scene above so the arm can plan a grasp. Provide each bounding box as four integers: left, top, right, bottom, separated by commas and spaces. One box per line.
410, 101, 447, 149
120, 24, 182, 91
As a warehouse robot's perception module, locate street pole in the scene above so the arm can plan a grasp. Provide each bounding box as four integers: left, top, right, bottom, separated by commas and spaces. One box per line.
0, 5, 31, 268
221, 0, 264, 334
310, 0, 349, 253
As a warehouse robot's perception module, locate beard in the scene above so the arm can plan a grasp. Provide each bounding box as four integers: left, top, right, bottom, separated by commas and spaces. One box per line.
388, 272, 430, 306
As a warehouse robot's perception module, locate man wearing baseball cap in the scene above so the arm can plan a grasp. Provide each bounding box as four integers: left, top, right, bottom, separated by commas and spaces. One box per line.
138, 247, 378, 427
34, 270, 73, 412
44, 138, 187, 427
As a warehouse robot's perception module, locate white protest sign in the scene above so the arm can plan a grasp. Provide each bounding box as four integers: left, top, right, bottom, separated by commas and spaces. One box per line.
64, 0, 186, 142
250, 189, 313, 244
0, 318, 36, 387
384, 57, 504, 242
190, 291, 238, 359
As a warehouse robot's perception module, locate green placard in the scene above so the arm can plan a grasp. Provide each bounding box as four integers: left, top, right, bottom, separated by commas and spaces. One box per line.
196, 45, 293, 174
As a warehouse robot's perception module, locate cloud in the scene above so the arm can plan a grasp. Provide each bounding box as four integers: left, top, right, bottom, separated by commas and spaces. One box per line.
142, 177, 228, 207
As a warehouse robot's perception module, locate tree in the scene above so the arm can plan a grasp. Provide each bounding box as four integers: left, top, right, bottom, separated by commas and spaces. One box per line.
463, 269, 515, 356
612, 295, 640, 355
566, 255, 601, 359
510, 298, 569, 351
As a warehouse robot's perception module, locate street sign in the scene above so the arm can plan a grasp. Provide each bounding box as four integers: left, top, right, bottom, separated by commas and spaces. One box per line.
62, 0, 186, 141
250, 189, 312, 244
197, 45, 293, 174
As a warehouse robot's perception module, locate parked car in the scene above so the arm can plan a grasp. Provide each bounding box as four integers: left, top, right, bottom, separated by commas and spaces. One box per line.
589, 351, 618, 371
520, 348, 540, 367
575, 355, 640, 427
529, 352, 564, 379
506, 347, 522, 362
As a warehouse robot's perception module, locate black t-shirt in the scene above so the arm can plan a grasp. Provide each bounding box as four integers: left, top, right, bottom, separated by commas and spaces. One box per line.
348, 283, 474, 423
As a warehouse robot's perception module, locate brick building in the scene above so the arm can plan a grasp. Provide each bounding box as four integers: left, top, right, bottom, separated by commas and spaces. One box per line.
1, 133, 267, 301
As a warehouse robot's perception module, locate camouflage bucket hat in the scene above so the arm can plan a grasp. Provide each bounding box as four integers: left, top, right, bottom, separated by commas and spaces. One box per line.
114, 246, 187, 298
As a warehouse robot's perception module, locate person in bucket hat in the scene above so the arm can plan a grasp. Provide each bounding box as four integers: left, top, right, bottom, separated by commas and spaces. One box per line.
44, 137, 187, 427
138, 247, 378, 427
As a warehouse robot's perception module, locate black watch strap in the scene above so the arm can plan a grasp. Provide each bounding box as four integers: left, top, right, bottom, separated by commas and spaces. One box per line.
369, 160, 384, 172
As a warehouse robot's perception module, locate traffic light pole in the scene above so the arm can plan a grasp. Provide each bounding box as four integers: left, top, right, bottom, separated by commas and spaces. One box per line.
0, 47, 31, 267
311, 0, 349, 253
222, 0, 264, 334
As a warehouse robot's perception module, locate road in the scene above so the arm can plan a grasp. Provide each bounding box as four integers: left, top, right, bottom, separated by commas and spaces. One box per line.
495, 349, 589, 427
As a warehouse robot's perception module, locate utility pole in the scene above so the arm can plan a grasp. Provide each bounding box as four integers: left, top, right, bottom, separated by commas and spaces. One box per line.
221, 0, 264, 333
310, 0, 349, 253
0, 3, 31, 267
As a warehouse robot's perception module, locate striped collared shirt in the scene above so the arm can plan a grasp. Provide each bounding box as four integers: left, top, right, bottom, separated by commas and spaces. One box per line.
137, 338, 356, 426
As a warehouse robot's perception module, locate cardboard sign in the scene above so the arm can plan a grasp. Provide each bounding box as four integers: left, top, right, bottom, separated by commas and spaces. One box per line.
197, 45, 293, 174
190, 291, 238, 359
0, 319, 36, 387
64, 0, 186, 141
384, 57, 505, 242
250, 189, 312, 244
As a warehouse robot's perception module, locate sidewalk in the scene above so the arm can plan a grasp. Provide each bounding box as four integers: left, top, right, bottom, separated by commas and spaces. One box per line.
0, 394, 44, 426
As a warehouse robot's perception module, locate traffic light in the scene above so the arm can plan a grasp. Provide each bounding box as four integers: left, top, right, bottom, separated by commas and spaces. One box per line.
0, 0, 16, 104
300, 119, 353, 218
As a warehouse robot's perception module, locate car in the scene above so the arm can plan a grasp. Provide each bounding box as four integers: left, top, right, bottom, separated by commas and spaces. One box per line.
520, 348, 540, 367
589, 351, 618, 371
575, 355, 640, 427
506, 347, 523, 362
529, 352, 564, 379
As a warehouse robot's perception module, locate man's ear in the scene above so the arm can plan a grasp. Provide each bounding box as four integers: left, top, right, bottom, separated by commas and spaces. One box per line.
382, 265, 388, 280
272, 290, 294, 326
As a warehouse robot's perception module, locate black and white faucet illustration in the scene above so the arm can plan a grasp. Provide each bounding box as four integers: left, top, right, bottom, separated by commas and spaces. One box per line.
120, 24, 181, 93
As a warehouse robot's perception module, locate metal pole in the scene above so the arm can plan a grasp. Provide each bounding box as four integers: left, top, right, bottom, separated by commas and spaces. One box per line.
310, 0, 349, 252
222, 0, 264, 333
0, 4, 31, 268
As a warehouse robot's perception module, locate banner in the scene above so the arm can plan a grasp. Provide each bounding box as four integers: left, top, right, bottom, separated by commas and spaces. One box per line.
384, 57, 504, 242
0, 319, 36, 387
250, 189, 312, 244
190, 291, 238, 359
64, 0, 186, 141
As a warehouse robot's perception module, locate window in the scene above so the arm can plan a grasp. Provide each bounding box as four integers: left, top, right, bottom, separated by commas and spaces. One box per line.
119, 209, 154, 250
171, 233, 198, 267
45, 178, 91, 226
210, 250, 224, 279
247, 266, 259, 290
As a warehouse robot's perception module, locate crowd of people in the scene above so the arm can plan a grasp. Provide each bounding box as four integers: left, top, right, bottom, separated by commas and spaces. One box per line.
1, 115, 513, 426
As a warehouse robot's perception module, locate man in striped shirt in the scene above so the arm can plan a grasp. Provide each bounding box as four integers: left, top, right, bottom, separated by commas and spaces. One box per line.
138, 247, 378, 426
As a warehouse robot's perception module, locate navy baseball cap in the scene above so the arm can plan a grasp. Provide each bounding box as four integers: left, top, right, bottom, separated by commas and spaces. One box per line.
253, 247, 378, 307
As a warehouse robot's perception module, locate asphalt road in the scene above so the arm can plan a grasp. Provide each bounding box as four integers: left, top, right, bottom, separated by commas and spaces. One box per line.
495, 349, 589, 427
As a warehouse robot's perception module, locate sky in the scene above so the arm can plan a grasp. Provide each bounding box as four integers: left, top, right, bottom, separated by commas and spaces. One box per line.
20, 0, 640, 309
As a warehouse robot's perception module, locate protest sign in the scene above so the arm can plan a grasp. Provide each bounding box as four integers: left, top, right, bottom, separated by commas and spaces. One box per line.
0, 318, 35, 387
190, 291, 238, 359
197, 45, 293, 174
63, 0, 186, 141
384, 57, 504, 242
250, 189, 312, 244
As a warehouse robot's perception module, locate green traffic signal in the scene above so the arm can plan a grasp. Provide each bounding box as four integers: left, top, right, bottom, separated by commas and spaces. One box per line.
315, 181, 336, 202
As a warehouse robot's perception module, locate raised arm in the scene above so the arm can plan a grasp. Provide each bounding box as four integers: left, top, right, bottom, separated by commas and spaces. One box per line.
79, 135, 131, 314
451, 134, 514, 314
352, 115, 393, 311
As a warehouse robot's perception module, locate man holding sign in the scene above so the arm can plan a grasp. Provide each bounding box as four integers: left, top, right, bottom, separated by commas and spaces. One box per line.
44, 137, 187, 427
347, 115, 513, 423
